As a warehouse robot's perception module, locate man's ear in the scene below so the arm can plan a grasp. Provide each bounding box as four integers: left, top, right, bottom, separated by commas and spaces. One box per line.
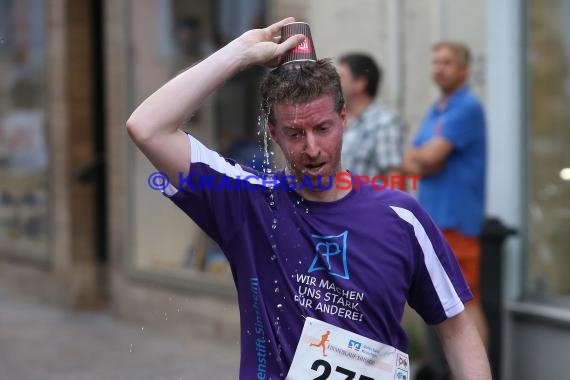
340, 106, 347, 130
355, 77, 368, 93
268, 122, 278, 141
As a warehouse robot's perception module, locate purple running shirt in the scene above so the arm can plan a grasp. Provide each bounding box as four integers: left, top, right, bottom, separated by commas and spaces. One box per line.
162, 135, 472, 379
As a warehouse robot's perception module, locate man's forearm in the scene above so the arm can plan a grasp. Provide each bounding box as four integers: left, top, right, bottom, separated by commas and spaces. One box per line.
403, 147, 445, 176
402, 149, 423, 175
126, 42, 245, 140
436, 312, 492, 379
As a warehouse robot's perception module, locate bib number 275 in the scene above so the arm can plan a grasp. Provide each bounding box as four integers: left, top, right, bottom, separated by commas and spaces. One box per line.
311, 359, 375, 380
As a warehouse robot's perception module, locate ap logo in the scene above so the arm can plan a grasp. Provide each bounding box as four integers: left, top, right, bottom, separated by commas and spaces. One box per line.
308, 231, 349, 279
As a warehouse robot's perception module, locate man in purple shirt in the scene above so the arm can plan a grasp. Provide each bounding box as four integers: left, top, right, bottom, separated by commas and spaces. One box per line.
127, 17, 490, 380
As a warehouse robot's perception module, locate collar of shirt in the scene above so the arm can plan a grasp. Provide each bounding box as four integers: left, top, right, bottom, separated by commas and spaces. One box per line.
436, 85, 470, 112
348, 102, 379, 128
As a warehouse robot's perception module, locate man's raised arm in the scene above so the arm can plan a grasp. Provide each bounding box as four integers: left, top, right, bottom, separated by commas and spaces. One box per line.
125, 17, 304, 187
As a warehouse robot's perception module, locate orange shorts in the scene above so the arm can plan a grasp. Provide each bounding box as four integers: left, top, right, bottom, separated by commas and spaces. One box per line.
442, 230, 481, 302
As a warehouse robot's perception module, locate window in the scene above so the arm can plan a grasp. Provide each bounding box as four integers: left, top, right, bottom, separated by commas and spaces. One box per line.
126, 0, 267, 283
527, 0, 570, 298
0, 0, 48, 260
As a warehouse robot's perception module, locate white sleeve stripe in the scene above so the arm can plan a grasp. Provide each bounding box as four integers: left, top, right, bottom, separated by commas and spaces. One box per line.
189, 135, 266, 184
164, 135, 276, 196
390, 205, 464, 317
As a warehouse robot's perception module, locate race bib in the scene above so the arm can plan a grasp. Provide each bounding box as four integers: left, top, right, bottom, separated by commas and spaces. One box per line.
286, 318, 410, 380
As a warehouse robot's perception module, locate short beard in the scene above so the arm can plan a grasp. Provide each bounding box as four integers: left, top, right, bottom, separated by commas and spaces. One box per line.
284, 161, 343, 192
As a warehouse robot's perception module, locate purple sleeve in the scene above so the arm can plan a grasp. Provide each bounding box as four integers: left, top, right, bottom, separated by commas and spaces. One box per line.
391, 200, 473, 325
163, 135, 262, 250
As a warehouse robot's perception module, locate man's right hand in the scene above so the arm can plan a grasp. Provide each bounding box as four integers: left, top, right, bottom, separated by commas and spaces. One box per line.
228, 17, 306, 68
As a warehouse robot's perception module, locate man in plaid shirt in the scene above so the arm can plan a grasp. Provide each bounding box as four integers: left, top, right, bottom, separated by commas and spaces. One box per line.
337, 54, 405, 179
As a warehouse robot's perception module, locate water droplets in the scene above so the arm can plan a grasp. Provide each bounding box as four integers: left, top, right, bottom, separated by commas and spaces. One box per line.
258, 103, 274, 175
268, 192, 276, 207
129, 343, 134, 353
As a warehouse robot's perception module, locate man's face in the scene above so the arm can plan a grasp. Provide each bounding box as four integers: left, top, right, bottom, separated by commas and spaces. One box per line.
337, 64, 362, 101
431, 47, 468, 94
269, 95, 346, 190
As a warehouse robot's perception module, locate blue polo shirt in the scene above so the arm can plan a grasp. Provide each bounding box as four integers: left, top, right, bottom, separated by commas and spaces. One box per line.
413, 86, 486, 237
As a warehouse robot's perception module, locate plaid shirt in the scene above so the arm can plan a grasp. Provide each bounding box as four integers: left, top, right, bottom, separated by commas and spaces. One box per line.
341, 102, 405, 177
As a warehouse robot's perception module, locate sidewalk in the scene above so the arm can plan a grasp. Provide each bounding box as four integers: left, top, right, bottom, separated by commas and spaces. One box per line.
0, 287, 240, 380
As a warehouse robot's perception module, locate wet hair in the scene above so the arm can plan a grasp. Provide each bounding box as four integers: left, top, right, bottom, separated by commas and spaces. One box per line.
260, 59, 344, 125
432, 41, 471, 67
338, 53, 381, 98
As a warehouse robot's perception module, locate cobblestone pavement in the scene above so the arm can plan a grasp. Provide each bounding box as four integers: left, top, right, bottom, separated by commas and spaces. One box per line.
0, 287, 240, 380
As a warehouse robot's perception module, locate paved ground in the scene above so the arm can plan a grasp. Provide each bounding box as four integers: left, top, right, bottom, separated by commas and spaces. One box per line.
0, 287, 240, 380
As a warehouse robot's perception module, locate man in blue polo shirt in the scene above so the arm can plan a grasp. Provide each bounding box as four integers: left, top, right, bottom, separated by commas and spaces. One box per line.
403, 41, 488, 366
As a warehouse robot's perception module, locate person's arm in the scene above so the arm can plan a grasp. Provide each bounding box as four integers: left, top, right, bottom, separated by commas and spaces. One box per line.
126, 17, 304, 187
435, 310, 492, 380
398, 194, 489, 378
404, 100, 484, 176
402, 137, 453, 175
